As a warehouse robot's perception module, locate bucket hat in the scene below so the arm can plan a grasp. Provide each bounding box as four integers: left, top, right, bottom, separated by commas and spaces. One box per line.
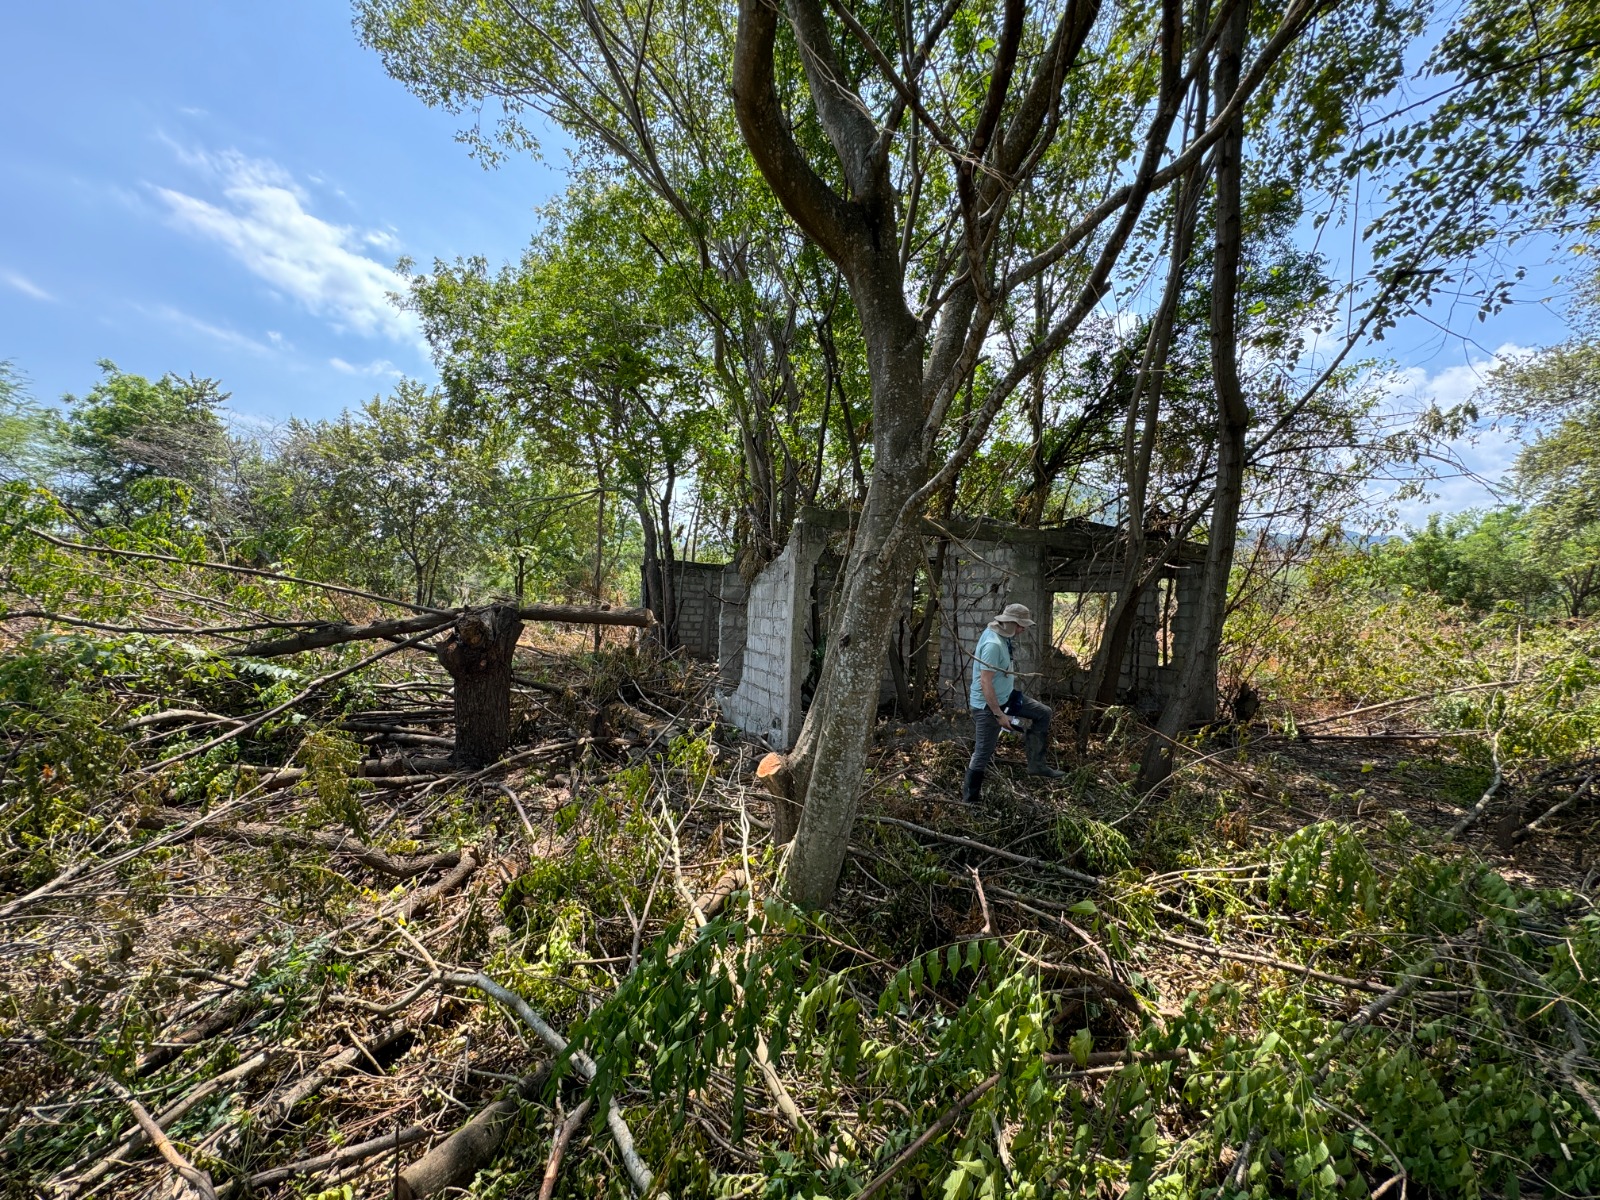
990, 603, 1035, 628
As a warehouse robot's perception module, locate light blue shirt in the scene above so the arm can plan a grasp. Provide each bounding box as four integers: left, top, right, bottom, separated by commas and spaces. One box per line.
968, 627, 1016, 709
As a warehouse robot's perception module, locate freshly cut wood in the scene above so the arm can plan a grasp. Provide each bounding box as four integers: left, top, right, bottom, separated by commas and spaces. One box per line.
538, 1097, 595, 1200
693, 869, 748, 921
756, 752, 802, 846
394, 1066, 551, 1200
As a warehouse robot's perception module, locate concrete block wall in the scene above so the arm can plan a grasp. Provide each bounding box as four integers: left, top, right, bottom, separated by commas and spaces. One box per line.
717, 565, 748, 688
937, 540, 1049, 711
717, 520, 827, 748
667, 561, 727, 660
715, 514, 1210, 736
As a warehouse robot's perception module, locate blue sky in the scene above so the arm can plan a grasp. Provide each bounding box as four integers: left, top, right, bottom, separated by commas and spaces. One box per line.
0, 2, 1587, 515
1, 1, 564, 426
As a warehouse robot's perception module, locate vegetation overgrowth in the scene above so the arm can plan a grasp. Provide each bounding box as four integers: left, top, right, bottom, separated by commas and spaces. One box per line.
4, 0, 1600, 1192
0, 473, 1597, 1198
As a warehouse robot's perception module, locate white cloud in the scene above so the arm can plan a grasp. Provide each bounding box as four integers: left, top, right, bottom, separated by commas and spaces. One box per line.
1376, 344, 1530, 523
330, 356, 404, 379
152, 148, 419, 346
3, 270, 55, 302
137, 303, 274, 354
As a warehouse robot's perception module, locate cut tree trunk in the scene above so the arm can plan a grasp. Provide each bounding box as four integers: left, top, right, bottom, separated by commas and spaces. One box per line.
440, 604, 525, 768
756, 752, 801, 846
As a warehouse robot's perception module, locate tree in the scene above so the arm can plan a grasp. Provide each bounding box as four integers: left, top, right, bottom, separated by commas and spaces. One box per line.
1487, 297, 1600, 617
406, 183, 717, 643
0, 361, 61, 486
276, 383, 492, 607
362, 0, 1422, 905
54, 361, 230, 526
1355, 0, 1600, 324
1373, 509, 1559, 613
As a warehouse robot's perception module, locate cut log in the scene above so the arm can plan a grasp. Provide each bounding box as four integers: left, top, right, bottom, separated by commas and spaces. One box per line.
394, 1066, 551, 1200
518, 603, 653, 627
440, 604, 524, 767
756, 752, 802, 846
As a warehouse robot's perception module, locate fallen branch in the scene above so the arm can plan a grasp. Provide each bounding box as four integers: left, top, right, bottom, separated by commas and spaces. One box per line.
518, 603, 655, 628
862, 813, 1102, 887
162, 813, 463, 880
388, 850, 480, 921
0, 794, 261, 921
108, 1081, 217, 1200
856, 1050, 1167, 1200
1228, 957, 1438, 1185
1151, 931, 1386, 994
18, 525, 446, 614
229, 610, 457, 658
539, 1098, 595, 1200
441, 972, 655, 1195
119, 708, 247, 732
249, 1124, 428, 1189
136, 993, 263, 1076
62, 1051, 277, 1197
146, 627, 443, 773
395, 1067, 552, 1200
205, 1017, 420, 1164
1516, 772, 1596, 842
1295, 680, 1519, 730
1445, 738, 1505, 841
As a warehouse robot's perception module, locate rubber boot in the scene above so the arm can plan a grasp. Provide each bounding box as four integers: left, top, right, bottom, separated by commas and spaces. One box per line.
1025, 730, 1066, 779
961, 768, 986, 804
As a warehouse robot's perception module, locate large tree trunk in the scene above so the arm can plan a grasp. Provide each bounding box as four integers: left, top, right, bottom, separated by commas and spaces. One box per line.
441, 604, 524, 768
779, 313, 927, 908
1139, 0, 1251, 791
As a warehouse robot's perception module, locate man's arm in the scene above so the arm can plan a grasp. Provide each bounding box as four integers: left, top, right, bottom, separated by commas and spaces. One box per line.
979, 669, 1014, 728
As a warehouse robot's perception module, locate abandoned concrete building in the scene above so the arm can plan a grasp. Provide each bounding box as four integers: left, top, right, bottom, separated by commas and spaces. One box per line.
664, 507, 1209, 750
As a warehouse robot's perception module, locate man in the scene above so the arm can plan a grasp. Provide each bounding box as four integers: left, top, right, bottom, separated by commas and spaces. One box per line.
964, 602, 1066, 803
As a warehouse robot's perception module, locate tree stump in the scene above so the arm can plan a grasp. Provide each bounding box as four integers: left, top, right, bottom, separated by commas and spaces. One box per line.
756, 752, 802, 846
440, 604, 524, 768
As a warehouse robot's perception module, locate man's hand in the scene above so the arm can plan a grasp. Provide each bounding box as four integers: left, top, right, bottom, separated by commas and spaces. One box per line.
995, 711, 1014, 730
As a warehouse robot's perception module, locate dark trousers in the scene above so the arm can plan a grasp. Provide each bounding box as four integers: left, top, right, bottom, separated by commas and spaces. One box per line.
969, 690, 1053, 771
